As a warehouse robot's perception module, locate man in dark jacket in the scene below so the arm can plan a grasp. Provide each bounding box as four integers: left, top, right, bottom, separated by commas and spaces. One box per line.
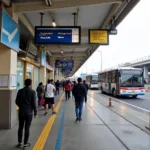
55, 80, 60, 95
16, 79, 37, 149
72, 78, 86, 122
83, 80, 89, 103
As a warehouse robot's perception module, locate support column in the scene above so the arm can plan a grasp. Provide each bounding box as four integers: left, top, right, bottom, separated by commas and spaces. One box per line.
39, 67, 46, 85
50, 71, 54, 80
144, 66, 148, 79
0, 6, 19, 129
0, 46, 17, 129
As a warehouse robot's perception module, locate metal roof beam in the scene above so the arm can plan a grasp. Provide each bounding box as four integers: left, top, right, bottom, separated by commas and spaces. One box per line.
52, 52, 86, 57
18, 14, 34, 37
1, 0, 11, 6
14, 0, 122, 13
46, 44, 89, 50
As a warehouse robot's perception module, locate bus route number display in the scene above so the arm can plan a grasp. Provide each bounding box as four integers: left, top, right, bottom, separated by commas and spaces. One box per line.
89, 29, 109, 45
34, 26, 81, 44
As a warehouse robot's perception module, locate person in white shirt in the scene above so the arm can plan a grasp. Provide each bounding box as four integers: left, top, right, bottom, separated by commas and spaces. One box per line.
44, 79, 56, 116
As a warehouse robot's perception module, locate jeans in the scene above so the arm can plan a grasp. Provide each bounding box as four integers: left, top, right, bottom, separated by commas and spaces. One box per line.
56, 88, 60, 95
65, 91, 70, 100
75, 98, 84, 119
18, 114, 32, 144
38, 96, 42, 106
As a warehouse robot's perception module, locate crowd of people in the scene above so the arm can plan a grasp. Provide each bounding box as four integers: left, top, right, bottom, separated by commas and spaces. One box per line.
15, 77, 88, 149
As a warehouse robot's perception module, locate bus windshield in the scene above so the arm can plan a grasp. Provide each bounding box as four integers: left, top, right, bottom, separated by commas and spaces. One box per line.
91, 75, 98, 83
120, 70, 144, 87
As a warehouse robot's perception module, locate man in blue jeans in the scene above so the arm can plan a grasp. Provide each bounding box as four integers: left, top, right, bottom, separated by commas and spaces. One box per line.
72, 77, 86, 122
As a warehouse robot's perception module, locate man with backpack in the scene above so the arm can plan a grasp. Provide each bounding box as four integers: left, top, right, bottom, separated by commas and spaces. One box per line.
72, 78, 86, 122
83, 80, 89, 103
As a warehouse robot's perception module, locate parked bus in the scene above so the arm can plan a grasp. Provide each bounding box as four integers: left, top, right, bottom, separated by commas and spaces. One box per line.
83, 74, 99, 89
98, 67, 145, 98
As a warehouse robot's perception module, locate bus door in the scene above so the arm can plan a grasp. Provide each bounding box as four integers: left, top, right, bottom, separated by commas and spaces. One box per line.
116, 71, 120, 94
108, 74, 111, 93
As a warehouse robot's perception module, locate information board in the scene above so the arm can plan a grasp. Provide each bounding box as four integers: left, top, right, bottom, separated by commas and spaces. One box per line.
55, 60, 74, 68
34, 26, 81, 44
89, 29, 109, 45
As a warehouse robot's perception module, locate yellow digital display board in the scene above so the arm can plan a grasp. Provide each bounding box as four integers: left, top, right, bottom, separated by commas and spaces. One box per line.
89, 30, 109, 45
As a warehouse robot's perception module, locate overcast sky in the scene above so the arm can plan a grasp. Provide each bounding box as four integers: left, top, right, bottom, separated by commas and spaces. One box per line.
75, 0, 150, 76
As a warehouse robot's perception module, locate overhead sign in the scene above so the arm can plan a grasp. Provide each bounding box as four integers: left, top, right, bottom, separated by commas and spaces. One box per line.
0, 9, 20, 52
62, 68, 73, 74
109, 29, 117, 35
34, 26, 81, 44
55, 60, 74, 68
89, 29, 109, 45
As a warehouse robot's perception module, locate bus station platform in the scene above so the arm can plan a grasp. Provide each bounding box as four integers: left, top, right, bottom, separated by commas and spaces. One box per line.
0, 91, 150, 150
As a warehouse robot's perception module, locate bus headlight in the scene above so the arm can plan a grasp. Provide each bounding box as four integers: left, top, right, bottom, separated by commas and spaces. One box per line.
120, 90, 126, 93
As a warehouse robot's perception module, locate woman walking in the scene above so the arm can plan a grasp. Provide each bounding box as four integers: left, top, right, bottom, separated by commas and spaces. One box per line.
36, 82, 44, 107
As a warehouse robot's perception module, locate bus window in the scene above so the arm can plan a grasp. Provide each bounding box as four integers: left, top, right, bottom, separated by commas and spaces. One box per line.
112, 73, 116, 83
108, 74, 111, 82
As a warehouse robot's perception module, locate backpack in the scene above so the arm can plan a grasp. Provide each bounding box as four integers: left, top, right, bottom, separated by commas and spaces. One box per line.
73, 84, 84, 97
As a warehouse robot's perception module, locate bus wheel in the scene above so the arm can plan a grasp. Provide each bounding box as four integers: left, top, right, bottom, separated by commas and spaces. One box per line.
132, 95, 137, 98
112, 89, 117, 97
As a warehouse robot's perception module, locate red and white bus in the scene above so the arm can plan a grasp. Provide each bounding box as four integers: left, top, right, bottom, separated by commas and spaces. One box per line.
82, 74, 99, 89
98, 67, 145, 98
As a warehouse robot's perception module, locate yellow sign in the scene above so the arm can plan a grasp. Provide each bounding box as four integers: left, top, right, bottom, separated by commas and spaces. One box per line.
89, 30, 109, 45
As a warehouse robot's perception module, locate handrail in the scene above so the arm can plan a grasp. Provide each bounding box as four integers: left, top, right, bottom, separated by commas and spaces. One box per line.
119, 55, 150, 67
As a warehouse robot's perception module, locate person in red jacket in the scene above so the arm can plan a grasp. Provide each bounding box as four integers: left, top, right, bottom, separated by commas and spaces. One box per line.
64, 80, 71, 100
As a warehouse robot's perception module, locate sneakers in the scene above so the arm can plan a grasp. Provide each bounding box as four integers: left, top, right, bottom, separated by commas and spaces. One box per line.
52, 111, 57, 115
44, 112, 48, 116
23, 143, 31, 149
76, 118, 79, 122
76, 118, 82, 122
79, 118, 82, 122
16, 143, 22, 148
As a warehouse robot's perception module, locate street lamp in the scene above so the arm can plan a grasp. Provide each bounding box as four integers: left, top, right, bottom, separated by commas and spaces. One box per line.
97, 50, 102, 71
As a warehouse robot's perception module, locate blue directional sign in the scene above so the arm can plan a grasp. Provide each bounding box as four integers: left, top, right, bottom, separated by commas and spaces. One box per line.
55, 60, 74, 68
62, 68, 73, 74
0, 9, 20, 52
34, 26, 81, 44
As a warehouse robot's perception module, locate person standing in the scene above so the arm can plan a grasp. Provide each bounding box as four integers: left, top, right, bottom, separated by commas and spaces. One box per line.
83, 80, 89, 103
72, 78, 86, 122
55, 80, 60, 95
16, 79, 37, 149
44, 79, 56, 116
36, 82, 44, 107
64, 80, 71, 100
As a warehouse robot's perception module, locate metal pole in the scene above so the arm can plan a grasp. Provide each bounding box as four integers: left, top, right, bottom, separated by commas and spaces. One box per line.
86, 62, 87, 74
101, 51, 102, 71
149, 112, 150, 129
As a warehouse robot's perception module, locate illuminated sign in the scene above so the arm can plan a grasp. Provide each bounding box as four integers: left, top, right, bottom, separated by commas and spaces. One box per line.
55, 60, 74, 68
89, 29, 109, 45
34, 26, 81, 44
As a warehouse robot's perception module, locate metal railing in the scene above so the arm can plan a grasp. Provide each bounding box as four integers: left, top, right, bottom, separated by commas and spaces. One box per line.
119, 55, 150, 67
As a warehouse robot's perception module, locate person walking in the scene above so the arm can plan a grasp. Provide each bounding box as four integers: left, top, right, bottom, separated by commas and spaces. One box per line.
83, 80, 89, 103
72, 78, 86, 122
55, 80, 60, 95
36, 82, 44, 107
44, 79, 56, 116
64, 80, 71, 100
16, 79, 37, 149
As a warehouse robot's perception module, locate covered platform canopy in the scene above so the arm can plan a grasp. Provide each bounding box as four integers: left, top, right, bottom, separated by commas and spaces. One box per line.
2, 0, 140, 76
